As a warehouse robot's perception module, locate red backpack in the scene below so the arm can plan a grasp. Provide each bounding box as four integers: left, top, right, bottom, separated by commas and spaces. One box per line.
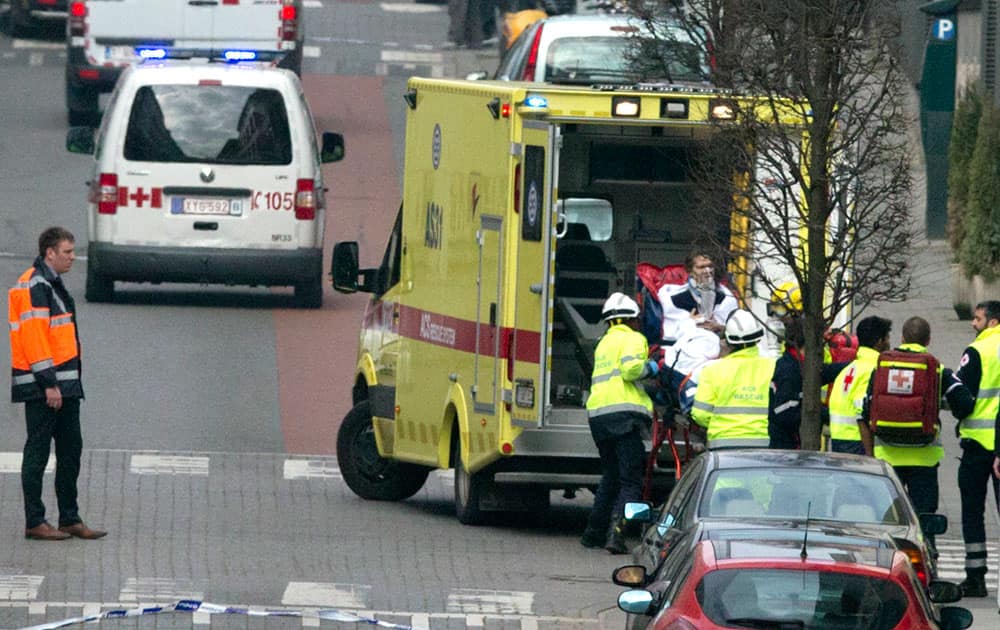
868, 349, 940, 446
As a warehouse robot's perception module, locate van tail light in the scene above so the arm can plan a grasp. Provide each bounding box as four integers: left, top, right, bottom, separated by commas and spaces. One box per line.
522, 25, 544, 81
96, 173, 118, 215
294, 179, 316, 220
69, 1, 87, 37
280, 0, 298, 42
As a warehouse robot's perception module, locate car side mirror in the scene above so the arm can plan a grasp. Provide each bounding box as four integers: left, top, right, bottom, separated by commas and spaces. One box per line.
938, 606, 973, 630
612, 565, 648, 587
465, 71, 489, 80
66, 127, 96, 154
617, 589, 656, 616
918, 513, 948, 536
321, 132, 345, 163
927, 580, 963, 604
624, 501, 653, 522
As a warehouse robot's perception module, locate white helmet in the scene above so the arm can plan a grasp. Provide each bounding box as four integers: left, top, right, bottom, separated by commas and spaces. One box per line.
602, 292, 640, 321
724, 309, 764, 345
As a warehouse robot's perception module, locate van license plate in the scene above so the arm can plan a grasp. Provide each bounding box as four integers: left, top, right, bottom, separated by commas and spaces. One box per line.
104, 46, 137, 61
171, 198, 243, 216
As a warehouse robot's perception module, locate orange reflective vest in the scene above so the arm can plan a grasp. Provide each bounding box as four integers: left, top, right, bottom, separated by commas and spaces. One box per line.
8, 259, 83, 402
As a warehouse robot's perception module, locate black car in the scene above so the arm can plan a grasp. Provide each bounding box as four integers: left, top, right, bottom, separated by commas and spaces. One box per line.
625, 450, 946, 592
8, 0, 68, 37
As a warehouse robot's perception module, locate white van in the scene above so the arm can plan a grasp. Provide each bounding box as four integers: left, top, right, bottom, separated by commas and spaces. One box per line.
65, 59, 344, 308
65, 0, 304, 124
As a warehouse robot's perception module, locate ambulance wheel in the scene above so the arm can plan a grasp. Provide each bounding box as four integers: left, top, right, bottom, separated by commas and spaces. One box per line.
337, 401, 430, 501
454, 440, 490, 525
293, 279, 323, 309
85, 268, 114, 303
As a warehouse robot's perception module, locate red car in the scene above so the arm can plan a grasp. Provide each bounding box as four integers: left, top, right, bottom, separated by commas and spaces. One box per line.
615, 528, 973, 630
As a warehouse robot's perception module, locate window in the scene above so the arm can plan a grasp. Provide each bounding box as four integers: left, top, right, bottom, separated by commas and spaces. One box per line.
545, 36, 705, 84
557, 198, 613, 241
124, 85, 292, 165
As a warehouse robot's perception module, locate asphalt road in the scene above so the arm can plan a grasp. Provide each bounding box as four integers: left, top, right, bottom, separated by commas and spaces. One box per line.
0, 1, 998, 629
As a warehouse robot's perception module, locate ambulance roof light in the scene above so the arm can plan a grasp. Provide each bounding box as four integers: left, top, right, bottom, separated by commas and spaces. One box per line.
524, 94, 548, 109
223, 50, 258, 62
137, 48, 167, 60
710, 100, 737, 120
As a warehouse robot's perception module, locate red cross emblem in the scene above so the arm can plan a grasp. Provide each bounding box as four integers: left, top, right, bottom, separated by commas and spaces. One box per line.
842, 366, 855, 392
130, 187, 151, 208
887, 369, 914, 394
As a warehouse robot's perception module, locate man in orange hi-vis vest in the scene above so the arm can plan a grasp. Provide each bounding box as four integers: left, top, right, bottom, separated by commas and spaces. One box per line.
8, 227, 106, 541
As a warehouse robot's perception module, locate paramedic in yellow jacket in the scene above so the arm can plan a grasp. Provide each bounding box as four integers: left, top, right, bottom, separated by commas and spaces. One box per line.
828, 316, 892, 455
692, 310, 776, 450
581, 292, 659, 555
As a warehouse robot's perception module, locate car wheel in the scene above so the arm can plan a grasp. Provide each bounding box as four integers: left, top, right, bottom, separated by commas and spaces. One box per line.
293, 278, 323, 308
336, 401, 430, 501
85, 268, 114, 303
454, 438, 491, 525
8, 1, 34, 38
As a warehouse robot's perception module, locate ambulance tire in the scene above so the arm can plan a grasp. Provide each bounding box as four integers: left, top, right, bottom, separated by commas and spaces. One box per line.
293, 278, 323, 309
337, 401, 430, 501
85, 268, 114, 303
454, 440, 490, 525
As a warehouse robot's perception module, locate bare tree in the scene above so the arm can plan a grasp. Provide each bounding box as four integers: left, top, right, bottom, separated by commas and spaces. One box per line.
631, 0, 914, 449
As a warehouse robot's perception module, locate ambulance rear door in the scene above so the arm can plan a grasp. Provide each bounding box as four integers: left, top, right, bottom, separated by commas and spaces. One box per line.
509, 120, 557, 428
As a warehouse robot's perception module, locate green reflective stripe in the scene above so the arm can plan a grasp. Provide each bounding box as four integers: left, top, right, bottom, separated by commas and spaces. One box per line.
28, 275, 51, 288
8, 321, 19, 331
966, 558, 987, 569
710, 405, 768, 415
693, 400, 714, 412
30, 359, 54, 371
14, 280, 30, 289
20, 309, 49, 322
879, 361, 927, 370
620, 354, 645, 363
966, 542, 988, 553
591, 369, 621, 385
874, 435, 942, 447
57, 370, 79, 381
977, 387, 1000, 398
13, 374, 35, 385
588, 402, 652, 418
709, 437, 769, 449
49, 314, 73, 328
830, 413, 858, 426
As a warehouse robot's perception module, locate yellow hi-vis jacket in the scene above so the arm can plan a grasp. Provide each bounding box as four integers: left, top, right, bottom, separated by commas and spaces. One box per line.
692, 346, 775, 449
829, 347, 880, 445
8, 258, 83, 403
873, 343, 943, 467
586, 323, 654, 420
959, 326, 1000, 451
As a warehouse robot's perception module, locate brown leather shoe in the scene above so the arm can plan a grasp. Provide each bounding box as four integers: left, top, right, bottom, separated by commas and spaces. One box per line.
58, 522, 107, 540
24, 522, 71, 541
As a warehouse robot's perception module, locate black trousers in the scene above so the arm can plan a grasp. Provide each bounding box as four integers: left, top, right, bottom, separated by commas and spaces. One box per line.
22, 398, 83, 529
585, 428, 644, 538
957, 438, 1000, 577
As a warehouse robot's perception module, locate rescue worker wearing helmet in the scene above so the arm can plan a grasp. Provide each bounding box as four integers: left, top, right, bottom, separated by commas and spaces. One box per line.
691, 310, 777, 450
581, 292, 659, 554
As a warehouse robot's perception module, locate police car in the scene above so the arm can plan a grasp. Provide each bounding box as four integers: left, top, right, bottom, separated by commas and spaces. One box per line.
65, 54, 344, 308
65, 0, 304, 125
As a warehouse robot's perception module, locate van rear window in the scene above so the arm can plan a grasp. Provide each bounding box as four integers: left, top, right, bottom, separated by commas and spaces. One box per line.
123, 85, 292, 165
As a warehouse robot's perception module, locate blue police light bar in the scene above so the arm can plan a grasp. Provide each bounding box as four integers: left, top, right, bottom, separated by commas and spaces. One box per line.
137, 48, 168, 59
523, 94, 548, 109
223, 50, 258, 62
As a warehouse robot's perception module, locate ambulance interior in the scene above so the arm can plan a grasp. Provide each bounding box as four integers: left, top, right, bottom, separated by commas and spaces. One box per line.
550, 123, 730, 412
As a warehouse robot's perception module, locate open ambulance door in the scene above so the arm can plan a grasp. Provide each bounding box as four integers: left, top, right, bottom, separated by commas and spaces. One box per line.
509, 121, 557, 428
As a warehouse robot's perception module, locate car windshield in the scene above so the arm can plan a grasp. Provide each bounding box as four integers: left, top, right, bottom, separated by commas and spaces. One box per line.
544, 35, 706, 84
124, 85, 293, 165
696, 568, 909, 630
699, 468, 906, 525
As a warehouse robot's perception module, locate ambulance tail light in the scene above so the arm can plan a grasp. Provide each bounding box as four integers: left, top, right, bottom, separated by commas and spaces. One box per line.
96, 173, 118, 215
69, 1, 87, 37
522, 25, 544, 81
280, 0, 298, 43
294, 178, 316, 220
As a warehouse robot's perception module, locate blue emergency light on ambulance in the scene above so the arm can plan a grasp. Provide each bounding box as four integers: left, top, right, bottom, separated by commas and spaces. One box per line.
223, 50, 258, 62
523, 94, 548, 109
137, 48, 167, 60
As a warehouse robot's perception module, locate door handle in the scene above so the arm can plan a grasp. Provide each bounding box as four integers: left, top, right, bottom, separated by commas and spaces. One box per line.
193, 222, 218, 231
188, 0, 218, 6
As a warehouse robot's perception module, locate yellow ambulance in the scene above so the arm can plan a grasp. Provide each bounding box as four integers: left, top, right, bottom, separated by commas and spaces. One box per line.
330, 77, 805, 524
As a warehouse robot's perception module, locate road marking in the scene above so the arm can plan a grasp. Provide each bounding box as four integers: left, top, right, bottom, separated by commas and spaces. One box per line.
446, 589, 534, 615
283, 458, 341, 479
303, 45, 321, 58
0, 452, 54, 474
129, 454, 209, 475
0, 575, 44, 600
303, 0, 323, 7
281, 582, 372, 608
380, 3, 444, 12
12, 39, 63, 50
119, 577, 205, 602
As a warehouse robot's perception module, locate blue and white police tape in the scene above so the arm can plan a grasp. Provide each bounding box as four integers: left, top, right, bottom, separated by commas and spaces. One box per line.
20, 599, 420, 630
